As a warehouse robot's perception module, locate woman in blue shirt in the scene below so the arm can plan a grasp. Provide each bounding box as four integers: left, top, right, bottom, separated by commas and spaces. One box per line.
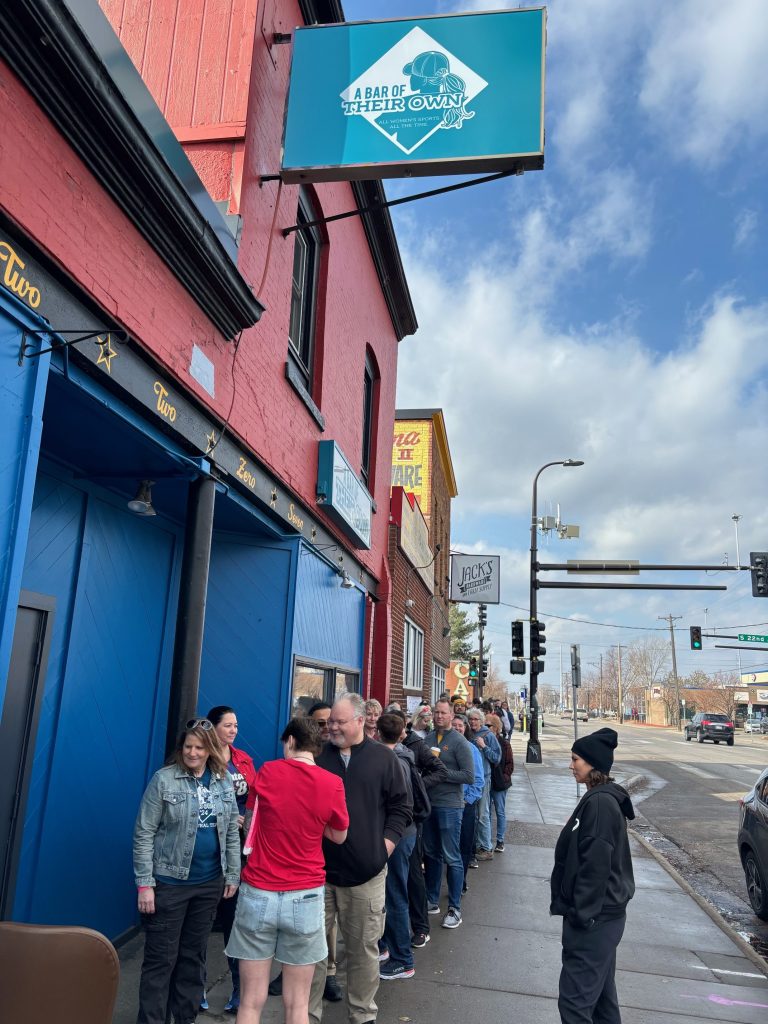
134, 719, 240, 1024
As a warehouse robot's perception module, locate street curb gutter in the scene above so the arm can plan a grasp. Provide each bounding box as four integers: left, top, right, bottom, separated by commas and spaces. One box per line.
630, 828, 768, 980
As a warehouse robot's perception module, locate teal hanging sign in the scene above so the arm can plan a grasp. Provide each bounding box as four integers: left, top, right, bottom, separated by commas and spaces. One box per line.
282, 7, 546, 183
317, 441, 373, 549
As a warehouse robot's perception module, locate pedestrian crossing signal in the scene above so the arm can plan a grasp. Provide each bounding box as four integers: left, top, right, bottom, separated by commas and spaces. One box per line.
689, 626, 702, 651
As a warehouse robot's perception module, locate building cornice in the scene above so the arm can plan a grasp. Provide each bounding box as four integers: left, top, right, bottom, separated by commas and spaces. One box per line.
0, 0, 264, 339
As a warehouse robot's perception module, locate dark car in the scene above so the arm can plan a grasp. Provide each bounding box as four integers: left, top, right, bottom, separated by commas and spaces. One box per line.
684, 712, 734, 745
738, 767, 768, 920
762, 719, 768, 736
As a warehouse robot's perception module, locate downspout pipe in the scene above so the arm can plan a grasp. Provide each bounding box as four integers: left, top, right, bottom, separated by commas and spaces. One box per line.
166, 473, 217, 752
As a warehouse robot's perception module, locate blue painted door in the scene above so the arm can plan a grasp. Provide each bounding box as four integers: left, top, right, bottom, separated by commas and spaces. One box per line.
200, 536, 295, 765
13, 469, 179, 937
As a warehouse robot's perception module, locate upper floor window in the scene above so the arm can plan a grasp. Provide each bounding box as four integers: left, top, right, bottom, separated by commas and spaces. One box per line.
361, 351, 378, 487
288, 191, 321, 390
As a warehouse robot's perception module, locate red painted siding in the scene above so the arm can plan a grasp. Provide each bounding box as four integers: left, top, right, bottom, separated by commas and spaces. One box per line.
1, 0, 404, 598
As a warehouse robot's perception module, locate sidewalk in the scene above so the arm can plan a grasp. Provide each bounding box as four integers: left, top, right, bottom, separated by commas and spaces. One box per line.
115, 736, 768, 1023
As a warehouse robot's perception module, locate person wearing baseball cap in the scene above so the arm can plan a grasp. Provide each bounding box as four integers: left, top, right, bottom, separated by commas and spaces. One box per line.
550, 728, 635, 1023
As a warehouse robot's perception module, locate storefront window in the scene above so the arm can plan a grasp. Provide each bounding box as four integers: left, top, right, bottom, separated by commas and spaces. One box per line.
432, 662, 446, 702
403, 618, 424, 692
292, 661, 361, 714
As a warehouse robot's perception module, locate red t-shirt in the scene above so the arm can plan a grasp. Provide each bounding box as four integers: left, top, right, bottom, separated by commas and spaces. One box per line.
242, 759, 349, 891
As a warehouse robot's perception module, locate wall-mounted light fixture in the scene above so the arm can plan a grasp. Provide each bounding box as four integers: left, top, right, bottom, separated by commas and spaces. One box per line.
127, 480, 156, 516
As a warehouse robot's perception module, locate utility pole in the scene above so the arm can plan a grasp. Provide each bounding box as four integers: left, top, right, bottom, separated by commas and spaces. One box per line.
617, 643, 623, 722
658, 613, 682, 729
478, 603, 486, 698
599, 653, 603, 716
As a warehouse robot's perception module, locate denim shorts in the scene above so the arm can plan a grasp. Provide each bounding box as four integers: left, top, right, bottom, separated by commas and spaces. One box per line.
225, 882, 327, 966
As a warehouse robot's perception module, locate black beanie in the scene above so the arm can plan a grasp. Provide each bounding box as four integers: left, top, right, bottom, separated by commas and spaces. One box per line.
572, 728, 618, 774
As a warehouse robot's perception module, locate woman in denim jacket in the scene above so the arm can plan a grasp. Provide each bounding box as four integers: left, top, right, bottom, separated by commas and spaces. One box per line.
133, 718, 241, 1024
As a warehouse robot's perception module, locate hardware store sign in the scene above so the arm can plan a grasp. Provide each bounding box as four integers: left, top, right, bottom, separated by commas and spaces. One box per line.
282, 8, 546, 182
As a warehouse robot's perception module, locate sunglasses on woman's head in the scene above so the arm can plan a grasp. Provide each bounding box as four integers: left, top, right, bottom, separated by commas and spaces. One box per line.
186, 718, 213, 731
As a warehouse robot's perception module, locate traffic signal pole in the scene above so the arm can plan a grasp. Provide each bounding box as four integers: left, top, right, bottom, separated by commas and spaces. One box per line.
478, 608, 485, 698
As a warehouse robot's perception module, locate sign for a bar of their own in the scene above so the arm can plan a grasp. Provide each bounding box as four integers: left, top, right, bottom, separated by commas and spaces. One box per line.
281, 7, 546, 183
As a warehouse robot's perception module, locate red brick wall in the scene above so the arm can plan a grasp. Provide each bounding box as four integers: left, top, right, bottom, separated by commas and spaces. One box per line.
0, 0, 401, 585
430, 465, 452, 671
386, 522, 433, 708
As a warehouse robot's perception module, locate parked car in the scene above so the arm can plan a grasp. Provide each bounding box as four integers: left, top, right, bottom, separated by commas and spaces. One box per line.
762, 719, 768, 735
684, 712, 734, 745
561, 708, 574, 721
744, 716, 764, 734
576, 707, 589, 722
738, 767, 768, 920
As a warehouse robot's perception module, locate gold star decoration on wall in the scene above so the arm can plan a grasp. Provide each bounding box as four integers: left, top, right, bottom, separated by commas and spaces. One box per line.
205, 430, 217, 454
270, 488, 278, 508
96, 333, 117, 374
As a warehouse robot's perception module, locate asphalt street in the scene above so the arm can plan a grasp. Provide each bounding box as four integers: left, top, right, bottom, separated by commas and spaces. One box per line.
540, 718, 768, 952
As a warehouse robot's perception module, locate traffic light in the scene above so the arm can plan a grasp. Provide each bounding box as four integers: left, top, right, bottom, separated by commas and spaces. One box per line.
510, 659, 526, 675
750, 552, 768, 597
530, 619, 546, 658
468, 657, 478, 679
570, 644, 581, 687
511, 620, 524, 658
478, 604, 487, 627
689, 625, 702, 651
481, 657, 489, 680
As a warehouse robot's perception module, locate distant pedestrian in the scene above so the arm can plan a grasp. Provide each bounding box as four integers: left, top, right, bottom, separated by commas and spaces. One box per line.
451, 714, 484, 886
364, 698, 383, 740
466, 708, 501, 860
422, 700, 475, 929
485, 714, 513, 853
550, 728, 635, 1024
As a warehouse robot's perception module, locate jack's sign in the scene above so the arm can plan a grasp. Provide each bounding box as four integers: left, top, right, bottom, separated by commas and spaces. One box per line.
450, 554, 501, 605
282, 8, 546, 183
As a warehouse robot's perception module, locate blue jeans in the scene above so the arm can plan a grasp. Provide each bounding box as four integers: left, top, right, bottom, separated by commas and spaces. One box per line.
382, 832, 416, 968
490, 788, 508, 844
474, 775, 492, 850
423, 806, 464, 911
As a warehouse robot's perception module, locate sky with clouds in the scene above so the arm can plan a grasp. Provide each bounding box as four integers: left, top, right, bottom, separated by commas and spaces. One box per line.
343, 0, 768, 692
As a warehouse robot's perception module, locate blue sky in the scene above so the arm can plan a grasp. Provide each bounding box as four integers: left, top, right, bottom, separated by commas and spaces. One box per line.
343, 1, 768, 690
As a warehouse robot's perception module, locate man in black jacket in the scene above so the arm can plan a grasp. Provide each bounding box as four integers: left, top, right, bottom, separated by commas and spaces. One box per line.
308, 694, 412, 1024
550, 728, 635, 1024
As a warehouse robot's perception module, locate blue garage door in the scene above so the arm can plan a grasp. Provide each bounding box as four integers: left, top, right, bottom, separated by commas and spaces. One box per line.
13, 469, 179, 938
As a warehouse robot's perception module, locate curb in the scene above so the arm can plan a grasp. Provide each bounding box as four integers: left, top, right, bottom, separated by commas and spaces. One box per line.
630, 828, 768, 980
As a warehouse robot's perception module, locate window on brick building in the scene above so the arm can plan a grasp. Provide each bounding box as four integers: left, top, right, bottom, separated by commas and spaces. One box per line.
432, 662, 447, 703
288, 190, 321, 391
361, 350, 379, 488
403, 618, 425, 692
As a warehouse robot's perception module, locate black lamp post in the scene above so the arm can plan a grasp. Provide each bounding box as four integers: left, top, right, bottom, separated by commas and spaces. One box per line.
527, 459, 584, 763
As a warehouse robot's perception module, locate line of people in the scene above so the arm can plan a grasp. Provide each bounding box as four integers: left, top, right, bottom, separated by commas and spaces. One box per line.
130, 692, 515, 1024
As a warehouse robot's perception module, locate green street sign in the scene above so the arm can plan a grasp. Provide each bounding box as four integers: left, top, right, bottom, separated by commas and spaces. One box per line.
738, 633, 768, 643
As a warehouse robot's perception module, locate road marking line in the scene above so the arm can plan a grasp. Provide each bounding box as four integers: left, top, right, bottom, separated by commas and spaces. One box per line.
711, 792, 748, 802
690, 965, 767, 979
676, 763, 718, 779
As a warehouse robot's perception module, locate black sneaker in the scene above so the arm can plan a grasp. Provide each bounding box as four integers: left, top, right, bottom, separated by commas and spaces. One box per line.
495, 841, 505, 853
323, 976, 343, 1002
468, 858, 479, 869
380, 962, 415, 980
462, 882, 468, 894
411, 932, 430, 948
426, 901, 440, 914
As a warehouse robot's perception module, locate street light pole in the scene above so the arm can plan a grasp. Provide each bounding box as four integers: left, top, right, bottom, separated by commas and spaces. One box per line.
658, 613, 682, 729
528, 458, 584, 763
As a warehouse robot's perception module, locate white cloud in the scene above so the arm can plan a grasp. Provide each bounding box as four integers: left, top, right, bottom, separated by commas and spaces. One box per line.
639, 0, 768, 168
734, 208, 758, 250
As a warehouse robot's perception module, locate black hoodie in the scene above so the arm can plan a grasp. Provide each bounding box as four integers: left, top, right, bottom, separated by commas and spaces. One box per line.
550, 782, 636, 929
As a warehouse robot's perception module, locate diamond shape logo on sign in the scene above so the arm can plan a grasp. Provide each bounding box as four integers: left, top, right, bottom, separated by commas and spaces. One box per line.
340, 27, 488, 157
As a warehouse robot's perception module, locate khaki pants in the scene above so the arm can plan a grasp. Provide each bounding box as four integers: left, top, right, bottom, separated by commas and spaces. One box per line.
309, 868, 387, 1024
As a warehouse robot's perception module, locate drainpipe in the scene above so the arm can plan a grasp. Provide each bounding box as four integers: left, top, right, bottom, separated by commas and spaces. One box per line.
166, 474, 217, 752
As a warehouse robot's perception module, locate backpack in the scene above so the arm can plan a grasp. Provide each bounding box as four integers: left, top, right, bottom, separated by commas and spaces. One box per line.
491, 738, 513, 792
397, 751, 431, 823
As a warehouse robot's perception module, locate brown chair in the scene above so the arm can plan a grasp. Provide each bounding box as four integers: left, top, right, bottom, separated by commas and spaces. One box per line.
0, 921, 120, 1024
